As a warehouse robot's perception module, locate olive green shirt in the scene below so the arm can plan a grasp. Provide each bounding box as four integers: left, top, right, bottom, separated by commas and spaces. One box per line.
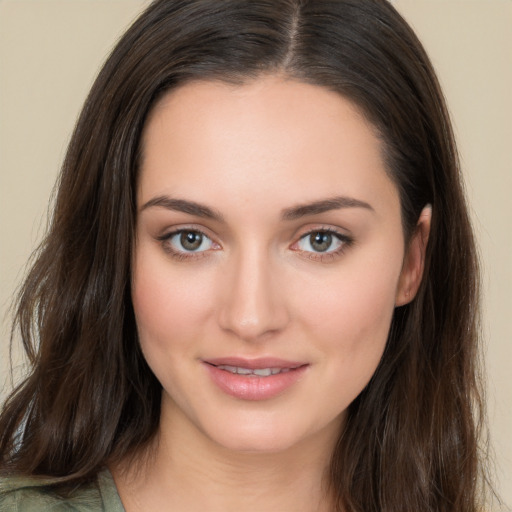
0, 469, 125, 511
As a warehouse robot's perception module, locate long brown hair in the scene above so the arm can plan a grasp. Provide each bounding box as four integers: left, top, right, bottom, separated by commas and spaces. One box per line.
0, 0, 490, 509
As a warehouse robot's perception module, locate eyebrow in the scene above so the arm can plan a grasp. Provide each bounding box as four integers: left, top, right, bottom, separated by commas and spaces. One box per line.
281, 196, 375, 220
140, 196, 225, 222
140, 194, 374, 222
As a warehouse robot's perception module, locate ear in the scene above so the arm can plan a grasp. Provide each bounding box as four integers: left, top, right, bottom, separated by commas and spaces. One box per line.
395, 205, 432, 306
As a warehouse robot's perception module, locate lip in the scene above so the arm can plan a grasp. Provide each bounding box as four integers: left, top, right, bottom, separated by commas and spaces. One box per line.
202, 357, 309, 401
204, 357, 306, 370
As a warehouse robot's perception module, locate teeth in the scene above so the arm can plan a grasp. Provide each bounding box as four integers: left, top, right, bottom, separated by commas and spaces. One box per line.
253, 368, 272, 377
216, 365, 288, 376
218, 365, 238, 374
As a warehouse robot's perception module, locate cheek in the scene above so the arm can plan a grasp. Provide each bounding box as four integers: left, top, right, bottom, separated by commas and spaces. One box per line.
298, 256, 399, 334
315, 284, 394, 359
301, 277, 397, 416
131, 248, 215, 360
291, 252, 401, 383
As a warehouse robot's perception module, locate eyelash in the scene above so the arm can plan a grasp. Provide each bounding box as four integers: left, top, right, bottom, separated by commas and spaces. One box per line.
156, 227, 353, 262
293, 228, 353, 262
157, 228, 216, 261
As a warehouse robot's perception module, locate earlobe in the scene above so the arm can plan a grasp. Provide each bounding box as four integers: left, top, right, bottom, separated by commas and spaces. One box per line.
395, 204, 432, 306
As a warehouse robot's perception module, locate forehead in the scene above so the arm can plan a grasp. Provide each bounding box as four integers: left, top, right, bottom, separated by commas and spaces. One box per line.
138, 76, 398, 219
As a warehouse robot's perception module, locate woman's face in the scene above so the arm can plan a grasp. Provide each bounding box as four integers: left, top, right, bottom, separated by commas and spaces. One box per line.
133, 76, 419, 454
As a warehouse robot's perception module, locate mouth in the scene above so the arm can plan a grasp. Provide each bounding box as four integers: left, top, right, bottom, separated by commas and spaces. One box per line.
203, 357, 307, 376
212, 365, 293, 377
202, 358, 309, 400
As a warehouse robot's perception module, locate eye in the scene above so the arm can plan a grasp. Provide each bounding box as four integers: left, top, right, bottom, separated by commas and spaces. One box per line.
163, 229, 215, 253
296, 230, 347, 253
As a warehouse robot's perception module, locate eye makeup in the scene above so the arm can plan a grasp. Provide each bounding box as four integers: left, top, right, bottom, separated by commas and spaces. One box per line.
156, 227, 220, 261
155, 224, 354, 264
291, 227, 354, 263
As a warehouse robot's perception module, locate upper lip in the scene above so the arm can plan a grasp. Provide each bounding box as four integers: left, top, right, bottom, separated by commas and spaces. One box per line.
203, 357, 307, 370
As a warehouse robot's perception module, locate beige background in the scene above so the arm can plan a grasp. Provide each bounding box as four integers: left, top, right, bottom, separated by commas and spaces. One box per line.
0, 0, 510, 505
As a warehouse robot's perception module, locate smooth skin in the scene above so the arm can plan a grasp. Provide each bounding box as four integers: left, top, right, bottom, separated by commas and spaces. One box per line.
113, 76, 431, 512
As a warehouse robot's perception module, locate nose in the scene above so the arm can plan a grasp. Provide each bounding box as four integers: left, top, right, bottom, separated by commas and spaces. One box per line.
217, 246, 290, 342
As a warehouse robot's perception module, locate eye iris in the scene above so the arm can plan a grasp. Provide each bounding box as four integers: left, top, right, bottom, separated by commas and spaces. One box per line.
310, 232, 332, 252
180, 231, 202, 251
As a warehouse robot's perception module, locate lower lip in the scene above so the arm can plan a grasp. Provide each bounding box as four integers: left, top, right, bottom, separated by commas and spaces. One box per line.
204, 363, 308, 401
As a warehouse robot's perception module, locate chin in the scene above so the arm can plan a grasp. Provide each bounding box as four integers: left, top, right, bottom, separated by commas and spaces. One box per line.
196, 408, 342, 456
209, 427, 305, 455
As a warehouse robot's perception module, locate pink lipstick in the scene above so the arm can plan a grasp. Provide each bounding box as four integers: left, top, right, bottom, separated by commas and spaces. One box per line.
203, 357, 308, 401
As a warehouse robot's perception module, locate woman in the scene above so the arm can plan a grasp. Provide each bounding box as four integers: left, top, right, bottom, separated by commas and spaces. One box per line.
0, 0, 492, 510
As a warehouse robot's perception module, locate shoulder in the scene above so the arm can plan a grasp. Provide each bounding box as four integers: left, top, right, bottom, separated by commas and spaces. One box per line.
0, 469, 124, 512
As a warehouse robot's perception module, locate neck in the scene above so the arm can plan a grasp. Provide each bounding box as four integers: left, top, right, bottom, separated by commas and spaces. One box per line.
113, 400, 340, 512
